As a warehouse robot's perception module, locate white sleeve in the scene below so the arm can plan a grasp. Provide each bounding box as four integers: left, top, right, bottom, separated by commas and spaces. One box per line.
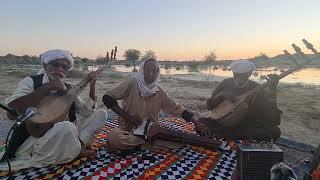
5, 77, 34, 105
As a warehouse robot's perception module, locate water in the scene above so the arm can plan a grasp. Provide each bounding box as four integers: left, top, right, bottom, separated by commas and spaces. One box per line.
83, 65, 320, 86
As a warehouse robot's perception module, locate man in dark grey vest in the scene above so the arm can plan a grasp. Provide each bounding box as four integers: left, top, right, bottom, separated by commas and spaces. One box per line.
0, 49, 107, 171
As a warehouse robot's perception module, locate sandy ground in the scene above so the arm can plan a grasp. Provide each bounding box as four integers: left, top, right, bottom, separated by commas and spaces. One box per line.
0, 66, 319, 146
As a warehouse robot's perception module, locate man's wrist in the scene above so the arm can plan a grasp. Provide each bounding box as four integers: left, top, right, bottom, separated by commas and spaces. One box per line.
190, 117, 199, 125
181, 110, 194, 122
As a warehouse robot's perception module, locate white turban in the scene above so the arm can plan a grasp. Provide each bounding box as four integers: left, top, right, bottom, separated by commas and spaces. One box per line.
134, 58, 160, 97
37, 49, 74, 75
230, 60, 255, 73
40, 49, 74, 69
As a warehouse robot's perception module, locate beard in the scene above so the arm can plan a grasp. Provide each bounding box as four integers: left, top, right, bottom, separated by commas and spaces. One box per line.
48, 72, 66, 81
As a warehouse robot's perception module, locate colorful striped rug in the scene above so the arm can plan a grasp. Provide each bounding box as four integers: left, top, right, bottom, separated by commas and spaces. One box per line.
0, 113, 239, 179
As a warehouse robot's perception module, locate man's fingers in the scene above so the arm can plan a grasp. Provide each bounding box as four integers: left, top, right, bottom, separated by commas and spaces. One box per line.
204, 130, 210, 137
205, 128, 212, 137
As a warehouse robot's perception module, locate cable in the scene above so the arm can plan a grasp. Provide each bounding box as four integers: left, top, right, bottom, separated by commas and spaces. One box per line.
4, 123, 18, 174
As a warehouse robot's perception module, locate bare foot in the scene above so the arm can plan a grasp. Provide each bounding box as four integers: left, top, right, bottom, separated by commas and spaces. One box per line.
79, 147, 96, 158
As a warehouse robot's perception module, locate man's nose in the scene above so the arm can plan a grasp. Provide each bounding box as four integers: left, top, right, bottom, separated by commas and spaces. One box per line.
57, 66, 64, 71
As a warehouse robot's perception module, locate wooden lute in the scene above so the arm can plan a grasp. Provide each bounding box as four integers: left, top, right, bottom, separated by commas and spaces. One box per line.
25, 65, 107, 138
209, 39, 320, 127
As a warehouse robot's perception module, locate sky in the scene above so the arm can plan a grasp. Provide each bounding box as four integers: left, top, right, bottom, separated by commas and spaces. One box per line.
0, 0, 320, 61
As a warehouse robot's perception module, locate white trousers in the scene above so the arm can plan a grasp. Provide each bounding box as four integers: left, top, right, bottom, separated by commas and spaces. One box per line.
0, 109, 107, 171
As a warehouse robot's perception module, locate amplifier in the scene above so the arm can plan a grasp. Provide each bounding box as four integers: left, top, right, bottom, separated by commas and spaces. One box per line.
237, 143, 283, 180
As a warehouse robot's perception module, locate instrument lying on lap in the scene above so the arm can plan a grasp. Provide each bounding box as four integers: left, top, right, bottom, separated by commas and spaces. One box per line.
132, 119, 222, 150
26, 66, 106, 138
210, 39, 320, 127
148, 125, 222, 150
26, 47, 117, 138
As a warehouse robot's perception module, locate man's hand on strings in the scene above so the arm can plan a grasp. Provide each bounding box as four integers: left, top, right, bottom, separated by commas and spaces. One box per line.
265, 74, 279, 92
43, 81, 65, 93
265, 74, 280, 101
194, 121, 212, 137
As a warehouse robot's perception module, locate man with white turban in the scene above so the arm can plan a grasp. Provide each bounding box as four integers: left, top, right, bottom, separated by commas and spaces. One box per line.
0, 49, 108, 171
102, 58, 210, 151
206, 60, 282, 140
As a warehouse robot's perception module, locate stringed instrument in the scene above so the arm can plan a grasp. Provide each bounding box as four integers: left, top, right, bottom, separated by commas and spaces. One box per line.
148, 125, 222, 150
26, 47, 117, 138
209, 39, 320, 127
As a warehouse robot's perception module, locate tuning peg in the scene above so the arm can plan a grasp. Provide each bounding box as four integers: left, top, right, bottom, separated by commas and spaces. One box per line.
292, 44, 309, 60
303, 39, 320, 56
114, 46, 117, 59
111, 49, 114, 60
302, 39, 313, 50
283, 50, 299, 65
292, 44, 302, 53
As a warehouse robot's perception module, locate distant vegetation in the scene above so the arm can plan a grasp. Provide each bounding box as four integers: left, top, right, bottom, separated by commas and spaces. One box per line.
254, 52, 269, 61
1, 51, 319, 70
123, 49, 141, 69
203, 50, 217, 62
140, 50, 157, 61
0, 54, 40, 64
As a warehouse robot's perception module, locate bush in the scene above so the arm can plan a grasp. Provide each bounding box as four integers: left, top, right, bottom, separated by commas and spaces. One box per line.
203, 50, 217, 62
124, 49, 141, 68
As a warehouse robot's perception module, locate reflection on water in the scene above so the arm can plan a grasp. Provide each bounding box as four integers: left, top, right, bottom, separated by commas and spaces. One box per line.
200, 67, 319, 85
82, 65, 320, 86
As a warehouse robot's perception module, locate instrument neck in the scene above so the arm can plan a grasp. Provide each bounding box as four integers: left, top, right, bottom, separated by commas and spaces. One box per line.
250, 56, 315, 94
67, 65, 108, 97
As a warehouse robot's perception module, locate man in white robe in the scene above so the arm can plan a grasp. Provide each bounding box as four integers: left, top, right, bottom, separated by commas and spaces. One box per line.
0, 49, 107, 171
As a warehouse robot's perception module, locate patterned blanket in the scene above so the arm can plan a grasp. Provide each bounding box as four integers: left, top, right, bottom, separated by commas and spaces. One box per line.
0, 113, 238, 179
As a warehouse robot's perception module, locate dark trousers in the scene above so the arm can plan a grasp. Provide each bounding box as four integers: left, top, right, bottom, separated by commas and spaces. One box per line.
199, 118, 281, 141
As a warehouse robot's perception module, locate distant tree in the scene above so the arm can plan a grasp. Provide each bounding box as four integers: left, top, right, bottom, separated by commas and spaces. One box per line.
96, 55, 106, 64
140, 50, 157, 61
81, 58, 90, 64
204, 50, 217, 62
255, 52, 269, 60
124, 49, 141, 69
31, 56, 39, 61
4, 53, 17, 60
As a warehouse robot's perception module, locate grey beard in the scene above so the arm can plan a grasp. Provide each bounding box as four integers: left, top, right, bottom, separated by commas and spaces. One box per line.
48, 74, 65, 81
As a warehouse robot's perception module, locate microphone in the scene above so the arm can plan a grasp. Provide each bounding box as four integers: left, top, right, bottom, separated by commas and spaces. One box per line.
16, 107, 37, 125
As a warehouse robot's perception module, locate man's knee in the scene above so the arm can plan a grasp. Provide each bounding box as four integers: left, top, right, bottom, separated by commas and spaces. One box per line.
107, 128, 136, 150
53, 121, 77, 136
269, 126, 281, 140
92, 109, 108, 122
108, 128, 123, 144
90, 109, 108, 129
96, 109, 108, 118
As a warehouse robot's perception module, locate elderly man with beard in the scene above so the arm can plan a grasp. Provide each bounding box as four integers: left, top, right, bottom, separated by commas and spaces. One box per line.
0, 49, 107, 171
206, 60, 282, 141
102, 58, 210, 151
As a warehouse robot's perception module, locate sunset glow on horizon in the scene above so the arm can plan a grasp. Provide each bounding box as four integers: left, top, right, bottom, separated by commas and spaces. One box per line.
1, 0, 320, 61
